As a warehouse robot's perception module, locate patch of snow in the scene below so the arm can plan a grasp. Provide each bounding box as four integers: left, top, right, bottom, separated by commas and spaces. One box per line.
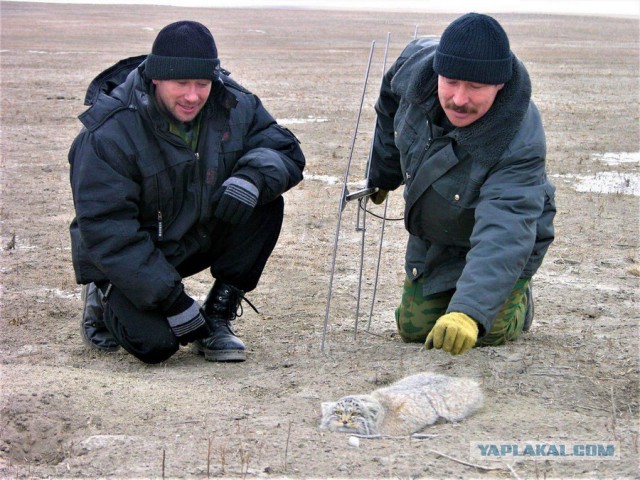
278, 117, 329, 125
592, 151, 640, 166
304, 173, 340, 185
553, 172, 640, 196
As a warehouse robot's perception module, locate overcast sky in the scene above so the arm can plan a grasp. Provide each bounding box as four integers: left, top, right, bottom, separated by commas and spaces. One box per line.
11, 0, 640, 16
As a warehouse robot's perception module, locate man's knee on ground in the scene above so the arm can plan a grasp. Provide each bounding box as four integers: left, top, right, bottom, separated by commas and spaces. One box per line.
394, 278, 448, 344
104, 315, 181, 363
127, 334, 179, 364
395, 305, 431, 343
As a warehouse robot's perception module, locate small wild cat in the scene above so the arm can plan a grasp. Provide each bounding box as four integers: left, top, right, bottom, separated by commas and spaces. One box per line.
319, 372, 483, 436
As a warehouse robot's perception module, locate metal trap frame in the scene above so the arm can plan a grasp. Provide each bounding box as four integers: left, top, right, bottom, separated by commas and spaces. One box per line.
321, 34, 394, 351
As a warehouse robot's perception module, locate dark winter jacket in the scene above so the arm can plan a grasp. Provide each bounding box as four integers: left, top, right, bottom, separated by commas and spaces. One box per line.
369, 39, 555, 334
69, 55, 305, 310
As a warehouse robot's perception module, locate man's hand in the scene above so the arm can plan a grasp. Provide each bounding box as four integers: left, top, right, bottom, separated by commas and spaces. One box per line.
425, 312, 478, 355
371, 189, 388, 205
213, 176, 260, 224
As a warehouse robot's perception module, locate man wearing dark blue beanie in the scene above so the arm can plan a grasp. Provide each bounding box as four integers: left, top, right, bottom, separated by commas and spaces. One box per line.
69, 21, 305, 364
145, 21, 219, 82
368, 13, 556, 355
434, 13, 513, 86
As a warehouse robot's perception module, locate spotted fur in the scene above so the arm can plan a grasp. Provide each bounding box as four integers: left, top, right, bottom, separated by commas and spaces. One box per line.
319, 372, 483, 436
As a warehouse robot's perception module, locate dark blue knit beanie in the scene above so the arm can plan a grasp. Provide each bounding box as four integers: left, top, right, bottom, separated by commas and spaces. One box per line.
145, 21, 220, 80
434, 13, 513, 85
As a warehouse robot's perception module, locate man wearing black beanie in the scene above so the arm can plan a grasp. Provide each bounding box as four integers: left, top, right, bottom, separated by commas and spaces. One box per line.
69, 21, 305, 364
368, 13, 556, 355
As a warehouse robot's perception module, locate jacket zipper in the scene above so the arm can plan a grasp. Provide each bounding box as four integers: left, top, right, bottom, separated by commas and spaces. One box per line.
157, 210, 163, 241
155, 175, 163, 242
153, 115, 206, 242
194, 151, 204, 228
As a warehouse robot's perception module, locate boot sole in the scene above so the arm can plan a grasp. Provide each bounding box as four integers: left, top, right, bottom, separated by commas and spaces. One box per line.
191, 343, 246, 362
523, 284, 534, 332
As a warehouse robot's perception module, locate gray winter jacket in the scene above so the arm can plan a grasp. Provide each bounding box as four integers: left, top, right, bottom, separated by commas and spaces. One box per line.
69, 55, 305, 310
369, 39, 555, 334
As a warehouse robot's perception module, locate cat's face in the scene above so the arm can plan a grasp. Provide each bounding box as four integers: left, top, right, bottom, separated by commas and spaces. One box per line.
320, 395, 382, 435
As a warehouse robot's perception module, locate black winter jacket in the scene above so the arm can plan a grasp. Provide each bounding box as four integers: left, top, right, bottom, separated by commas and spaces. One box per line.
69, 56, 305, 310
369, 39, 555, 334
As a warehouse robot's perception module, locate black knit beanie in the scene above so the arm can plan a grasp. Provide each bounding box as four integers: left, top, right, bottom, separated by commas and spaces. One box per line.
145, 21, 220, 80
433, 13, 513, 85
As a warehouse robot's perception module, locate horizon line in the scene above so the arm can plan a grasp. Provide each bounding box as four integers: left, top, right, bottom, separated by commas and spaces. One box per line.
6, 0, 640, 18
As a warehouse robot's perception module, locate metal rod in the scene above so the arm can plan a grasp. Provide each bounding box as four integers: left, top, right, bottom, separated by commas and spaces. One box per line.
354, 32, 392, 338
321, 40, 376, 351
366, 31, 391, 185
353, 195, 368, 339
345, 187, 378, 203
367, 194, 389, 330
367, 32, 392, 331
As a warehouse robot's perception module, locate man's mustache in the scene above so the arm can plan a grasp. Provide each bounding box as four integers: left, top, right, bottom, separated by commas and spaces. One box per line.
445, 100, 478, 114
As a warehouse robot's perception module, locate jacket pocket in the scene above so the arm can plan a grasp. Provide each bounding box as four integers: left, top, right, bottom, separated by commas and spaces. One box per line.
407, 165, 480, 247
394, 115, 417, 157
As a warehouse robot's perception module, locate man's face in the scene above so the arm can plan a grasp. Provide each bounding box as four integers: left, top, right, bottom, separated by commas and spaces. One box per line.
152, 79, 212, 123
437, 76, 504, 128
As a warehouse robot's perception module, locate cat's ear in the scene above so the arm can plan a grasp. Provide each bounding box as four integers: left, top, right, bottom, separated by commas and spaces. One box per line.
321, 401, 336, 417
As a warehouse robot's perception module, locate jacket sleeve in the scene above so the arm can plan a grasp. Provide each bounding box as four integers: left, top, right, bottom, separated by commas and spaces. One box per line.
368, 54, 405, 191
369, 39, 436, 191
446, 140, 549, 334
232, 94, 305, 203
69, 131, 182, 310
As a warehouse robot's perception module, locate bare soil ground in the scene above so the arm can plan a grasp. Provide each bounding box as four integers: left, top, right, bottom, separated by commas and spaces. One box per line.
1, 2, 639, 478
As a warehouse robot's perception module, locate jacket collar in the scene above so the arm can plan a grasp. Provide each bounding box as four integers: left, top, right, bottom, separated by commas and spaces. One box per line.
83, 55, 147, 107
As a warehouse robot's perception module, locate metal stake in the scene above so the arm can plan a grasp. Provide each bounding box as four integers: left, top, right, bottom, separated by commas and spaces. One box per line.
366, 32, 392, 331
354, 32, 392, 338
321, 41, 376, 351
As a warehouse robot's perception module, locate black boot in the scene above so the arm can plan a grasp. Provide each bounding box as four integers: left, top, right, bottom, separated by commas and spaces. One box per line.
191, 280, 247, 362
80, 283, 120, 352
523, 283, 534, 332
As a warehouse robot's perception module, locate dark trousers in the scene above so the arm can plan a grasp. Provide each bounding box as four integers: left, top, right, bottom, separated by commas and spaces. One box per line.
177, 197, 284, 292
96, 197, 284, 364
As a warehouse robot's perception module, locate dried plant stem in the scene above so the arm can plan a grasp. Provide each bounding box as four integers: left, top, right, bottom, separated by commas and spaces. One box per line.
351, 433, 440, 439
162, 448, 166, 480
611, 385, 618, 440
284, 421, 293, 472
505, 462, 522, 479
428, 449, 506, 472
240, 443, 250, 480
528, 372, 588, 378
219, 444, 226, 475
207, 437, 212, 478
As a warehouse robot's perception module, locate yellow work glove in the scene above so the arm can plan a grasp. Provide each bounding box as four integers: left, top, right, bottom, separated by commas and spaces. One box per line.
371, 189, 388, 205
425, 312, 479, 355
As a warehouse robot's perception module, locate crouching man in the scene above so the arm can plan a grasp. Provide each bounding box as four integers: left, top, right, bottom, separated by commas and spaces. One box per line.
69, 21, 305, 364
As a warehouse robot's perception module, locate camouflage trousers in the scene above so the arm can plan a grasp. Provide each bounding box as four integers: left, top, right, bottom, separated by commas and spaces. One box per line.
395, 277, 531, 347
